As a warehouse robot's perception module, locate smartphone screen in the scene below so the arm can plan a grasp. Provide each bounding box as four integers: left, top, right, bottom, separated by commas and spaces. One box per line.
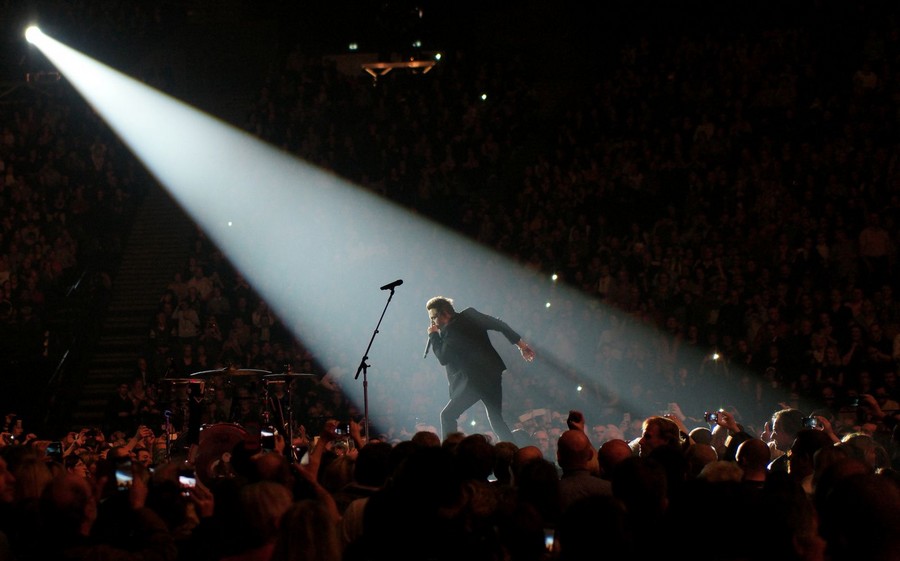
543, 528, 555, 552
115, 461, 133, 490
178, 469, 197, 492
45, 441, 63, 462
260, 429, 275, 450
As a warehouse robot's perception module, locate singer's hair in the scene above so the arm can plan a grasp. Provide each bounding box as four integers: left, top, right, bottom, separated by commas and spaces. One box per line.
426, 296, 455, 316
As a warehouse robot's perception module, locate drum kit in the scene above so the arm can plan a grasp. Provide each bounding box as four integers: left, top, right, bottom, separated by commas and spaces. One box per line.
157, 365, 315, 474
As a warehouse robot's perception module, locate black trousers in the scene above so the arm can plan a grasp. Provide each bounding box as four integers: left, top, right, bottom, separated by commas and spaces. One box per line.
440, 373, 515, 443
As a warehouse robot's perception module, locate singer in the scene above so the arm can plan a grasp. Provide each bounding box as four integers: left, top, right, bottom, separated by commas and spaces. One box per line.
425, 296, 535, 443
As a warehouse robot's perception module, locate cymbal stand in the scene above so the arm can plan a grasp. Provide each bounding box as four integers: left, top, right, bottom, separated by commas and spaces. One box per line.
284, 380, 296, 463
264, 371, 297, 463
163, 409, 173, 463
354, 283, 400, 445
276, 363, 297, 462
261, 383, 272, 428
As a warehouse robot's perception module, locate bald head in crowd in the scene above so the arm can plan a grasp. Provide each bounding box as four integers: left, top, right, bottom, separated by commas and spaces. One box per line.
597, 439, 633, 478
510, 445, 544, 484
689, 427, 713, 446
557, 430, 595, 473
685, 443, 719, 479
513, 445, 543, 468
736, 438, 771, 483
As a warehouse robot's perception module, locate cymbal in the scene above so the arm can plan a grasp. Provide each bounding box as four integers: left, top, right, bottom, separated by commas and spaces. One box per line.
263, 372, 316, 382
226, 368, 272, 377
190, 368, 222, 378
190, 367, 272, 378
161, 378, 203, 385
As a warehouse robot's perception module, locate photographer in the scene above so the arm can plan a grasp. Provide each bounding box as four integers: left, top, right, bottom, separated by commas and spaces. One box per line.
119, 425, 157, 461
704, 409, 751, 461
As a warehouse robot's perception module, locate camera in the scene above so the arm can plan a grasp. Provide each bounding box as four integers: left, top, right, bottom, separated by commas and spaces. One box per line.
802, 417, 820, 429
704, 411, 718, 423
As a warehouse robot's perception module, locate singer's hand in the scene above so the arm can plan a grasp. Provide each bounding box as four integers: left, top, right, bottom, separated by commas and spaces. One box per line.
428, 324, 440, 335
517, 341, 535, 362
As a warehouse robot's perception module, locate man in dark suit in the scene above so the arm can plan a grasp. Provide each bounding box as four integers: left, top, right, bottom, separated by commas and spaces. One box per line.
426, 296, 535, 442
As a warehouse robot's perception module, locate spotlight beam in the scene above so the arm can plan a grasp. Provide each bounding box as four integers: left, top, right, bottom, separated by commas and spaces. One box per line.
24, 25, 417, 328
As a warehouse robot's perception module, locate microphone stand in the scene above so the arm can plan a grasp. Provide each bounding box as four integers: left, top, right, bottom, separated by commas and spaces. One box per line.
354, 285, 398, 445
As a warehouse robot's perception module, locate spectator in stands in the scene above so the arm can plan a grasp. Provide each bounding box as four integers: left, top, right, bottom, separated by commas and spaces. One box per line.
104, 383, 137, 436
736, 437, 770, 489
635, 415, 683, 458
767, 408, 806, 473
556, 429, 611, 514
597, 439, 634, 480
172, 299, 201, 348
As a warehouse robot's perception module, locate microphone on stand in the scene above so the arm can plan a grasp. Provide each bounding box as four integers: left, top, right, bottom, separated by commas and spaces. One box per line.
380, 279, 403, 291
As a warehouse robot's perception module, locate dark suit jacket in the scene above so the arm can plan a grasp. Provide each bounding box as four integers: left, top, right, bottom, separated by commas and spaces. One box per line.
428, 307, 522, 398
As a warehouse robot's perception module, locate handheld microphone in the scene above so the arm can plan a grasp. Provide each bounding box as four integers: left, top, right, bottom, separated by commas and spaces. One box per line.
380, 279, 403, 291
423, 337, 432, 359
